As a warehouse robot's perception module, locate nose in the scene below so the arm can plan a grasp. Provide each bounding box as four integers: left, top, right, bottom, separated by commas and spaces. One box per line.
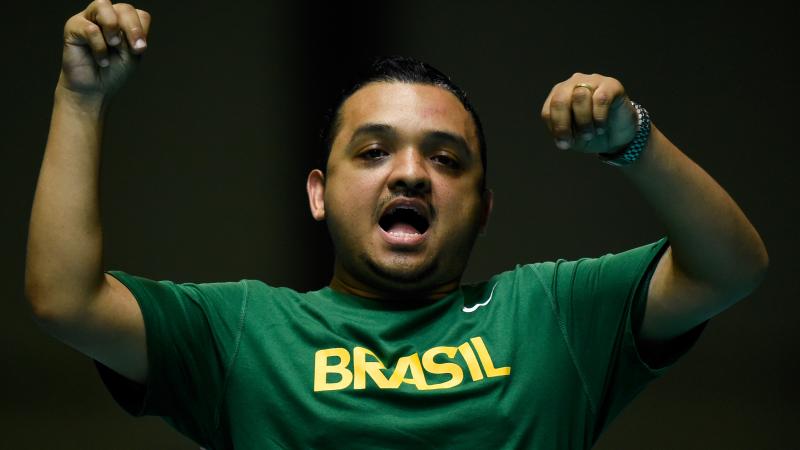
387, 148, 431, 195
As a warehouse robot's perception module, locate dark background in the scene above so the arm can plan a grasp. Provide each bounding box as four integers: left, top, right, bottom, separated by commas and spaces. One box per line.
3, 1, 796, 449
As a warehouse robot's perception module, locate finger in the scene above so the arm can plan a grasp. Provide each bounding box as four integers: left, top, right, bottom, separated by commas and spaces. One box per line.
548, 86, 574, 149
64, 16, 111, 67
136, 9, 152, 36
113, 3, 148, 54
571, 85, 595, 141
83, 0, 121, 47
540, 87, 556, 134
592, 77, 625, 134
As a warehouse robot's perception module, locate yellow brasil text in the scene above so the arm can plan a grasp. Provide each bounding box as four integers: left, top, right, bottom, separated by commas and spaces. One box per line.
314, 336, 511, 392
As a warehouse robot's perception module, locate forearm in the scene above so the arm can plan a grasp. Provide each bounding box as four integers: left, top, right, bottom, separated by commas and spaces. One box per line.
620, 124, 769, 293
25, 85, 109, 317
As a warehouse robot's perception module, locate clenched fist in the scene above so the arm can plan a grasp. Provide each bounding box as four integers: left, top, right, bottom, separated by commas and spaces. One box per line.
541, 73, 640, 155
59, 0, 151, 99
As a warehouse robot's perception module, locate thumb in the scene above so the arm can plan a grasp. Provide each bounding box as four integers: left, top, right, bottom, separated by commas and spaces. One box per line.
608, 97, 638, 148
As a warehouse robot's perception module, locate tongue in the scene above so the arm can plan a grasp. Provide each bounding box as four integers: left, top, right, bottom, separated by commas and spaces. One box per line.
387, 222, 420, 235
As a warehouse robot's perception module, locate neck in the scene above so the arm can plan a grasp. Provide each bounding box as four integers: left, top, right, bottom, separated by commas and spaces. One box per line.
328, 267, 460, 301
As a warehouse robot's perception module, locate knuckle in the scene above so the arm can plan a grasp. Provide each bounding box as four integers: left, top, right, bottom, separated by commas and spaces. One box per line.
92, 0, 113, 15
550, 97, 570, 110
114, 3, 136, 13
100, 18, 119, 31
85, 23, 101, 36
593, 103, 608, 117
594, 91, 611, 106
103, 12, 120, 26
64, 15, 80, 31
572, 89, 590, 102
553, 125, 571, 135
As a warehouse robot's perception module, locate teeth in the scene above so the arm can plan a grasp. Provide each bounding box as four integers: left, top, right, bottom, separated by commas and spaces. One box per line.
389, 231, 421, 236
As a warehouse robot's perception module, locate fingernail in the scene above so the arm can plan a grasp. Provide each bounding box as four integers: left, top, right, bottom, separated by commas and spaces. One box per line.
134, 39, 147, 50
555, 138, 571, 150
108, 35, 121, 46
99, 58, 110, 67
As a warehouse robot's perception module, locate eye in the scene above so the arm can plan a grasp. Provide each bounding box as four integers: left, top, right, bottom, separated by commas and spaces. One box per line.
431, 153, 460, 169
360, 147, 388, 160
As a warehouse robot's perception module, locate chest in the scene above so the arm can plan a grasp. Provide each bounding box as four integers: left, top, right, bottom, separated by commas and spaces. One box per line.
218, 302, 592, 449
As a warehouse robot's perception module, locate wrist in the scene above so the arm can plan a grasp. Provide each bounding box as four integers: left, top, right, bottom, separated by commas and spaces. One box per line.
598, 101, 651, 167
54, 83, 110, 119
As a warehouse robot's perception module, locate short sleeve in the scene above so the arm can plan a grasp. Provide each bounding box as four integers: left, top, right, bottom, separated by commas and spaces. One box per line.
547, 238, 706, 436
94, 270, 249, 446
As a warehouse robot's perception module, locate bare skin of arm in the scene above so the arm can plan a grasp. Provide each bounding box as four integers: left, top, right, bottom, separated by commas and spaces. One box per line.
541, 73, 769, 344
25, 0, 151, 384
619, 125, 768, 343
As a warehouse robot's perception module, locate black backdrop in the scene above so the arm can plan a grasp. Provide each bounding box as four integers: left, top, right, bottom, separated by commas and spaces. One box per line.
2, 1, 797, 449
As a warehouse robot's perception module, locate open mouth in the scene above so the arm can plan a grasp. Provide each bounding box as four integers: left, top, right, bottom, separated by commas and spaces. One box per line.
379, 205, 430, 236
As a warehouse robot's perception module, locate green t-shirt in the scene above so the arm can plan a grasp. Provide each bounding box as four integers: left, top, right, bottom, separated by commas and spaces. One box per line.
97, 237, 704, 449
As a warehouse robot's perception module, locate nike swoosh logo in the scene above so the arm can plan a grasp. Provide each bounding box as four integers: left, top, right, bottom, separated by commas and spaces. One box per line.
462, 283, 498, 313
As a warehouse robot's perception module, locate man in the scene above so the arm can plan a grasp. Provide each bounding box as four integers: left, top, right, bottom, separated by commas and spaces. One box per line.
25, 1, 768, 449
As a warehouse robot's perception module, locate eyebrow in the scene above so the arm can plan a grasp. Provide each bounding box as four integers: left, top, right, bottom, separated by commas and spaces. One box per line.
349, 123, 399, 143
348, 123, 473, 157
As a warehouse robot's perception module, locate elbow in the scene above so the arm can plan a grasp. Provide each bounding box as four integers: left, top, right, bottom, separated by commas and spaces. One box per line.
24, 285, 85, 332
24, 279, 57, 325
749, 243, 769, 292
732, 243, 769, 299
26, 295, 87, 342
24, 271, 55, 321
24, 281, 48, 322
700, 243, 769, 302
26, 292, 64, 329
24, 270, 104, 326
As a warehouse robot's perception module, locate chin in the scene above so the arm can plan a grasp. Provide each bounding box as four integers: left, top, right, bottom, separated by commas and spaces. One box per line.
363, 253, 440, 289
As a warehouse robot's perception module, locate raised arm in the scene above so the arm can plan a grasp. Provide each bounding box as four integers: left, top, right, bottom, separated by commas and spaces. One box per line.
540, 73, 769, 344
25, 0, 151, 383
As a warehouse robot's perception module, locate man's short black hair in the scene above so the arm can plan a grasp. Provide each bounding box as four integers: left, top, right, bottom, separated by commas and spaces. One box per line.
318, 56, 488, 189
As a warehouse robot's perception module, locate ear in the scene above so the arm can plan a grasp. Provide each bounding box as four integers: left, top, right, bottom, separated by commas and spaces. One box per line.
479, 188, 493, 234
306, 169, 326, 221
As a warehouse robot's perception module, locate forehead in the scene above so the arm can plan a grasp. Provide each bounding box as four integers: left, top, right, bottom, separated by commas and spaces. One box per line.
333, 82, 478, 153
